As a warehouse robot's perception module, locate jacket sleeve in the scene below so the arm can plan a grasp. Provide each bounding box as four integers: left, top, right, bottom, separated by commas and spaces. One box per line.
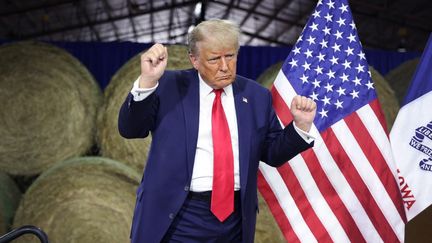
118, 92, 159, 139
260, 92, 314, 167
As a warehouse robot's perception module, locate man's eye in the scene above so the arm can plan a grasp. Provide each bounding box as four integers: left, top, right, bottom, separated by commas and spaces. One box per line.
225, 54, 235, 60
208, 57, 219, 64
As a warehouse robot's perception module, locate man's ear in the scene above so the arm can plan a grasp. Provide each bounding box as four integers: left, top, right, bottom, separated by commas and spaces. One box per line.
189, 53, 199, 70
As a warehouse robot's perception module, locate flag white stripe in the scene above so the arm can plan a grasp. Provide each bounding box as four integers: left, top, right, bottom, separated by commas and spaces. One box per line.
274, 71, 296, 105
272, 80, 382, 241
289, 155, 350, 242
357, 105, 399, 176
311, 136, 383, 242
273, 72, 323, 145
332, 120, 404, 241
259, 163, 317, 242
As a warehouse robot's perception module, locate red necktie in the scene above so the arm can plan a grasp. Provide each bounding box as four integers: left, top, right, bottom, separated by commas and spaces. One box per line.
211, 89, 234, 222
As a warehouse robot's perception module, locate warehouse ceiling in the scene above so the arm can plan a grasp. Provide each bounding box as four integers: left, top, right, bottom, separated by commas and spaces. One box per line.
0, 0, 431, 51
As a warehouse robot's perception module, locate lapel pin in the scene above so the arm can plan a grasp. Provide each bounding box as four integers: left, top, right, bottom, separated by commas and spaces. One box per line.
242, 97, 248, 103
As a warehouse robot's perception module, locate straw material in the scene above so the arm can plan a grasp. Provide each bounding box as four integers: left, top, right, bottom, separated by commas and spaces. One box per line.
369, 66, 400, 130
255, 192, 285, 243
97, 45, 192, 172
385, 58, 420, 105
0, 41, 102, 175
0, 172, 21, 235
256, 62, 283, 89
13, 156, 140, 243
257, 62, 399, 129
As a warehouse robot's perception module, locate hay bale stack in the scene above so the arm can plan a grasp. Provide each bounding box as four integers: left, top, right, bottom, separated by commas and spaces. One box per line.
369, 66, 400, 130
257, 62, 283, 89
0, 172, 21, 235
385, 58, 419, 105
97, 45, 192, 172
0, 41, 102, 175
13, 156, 140, 243
255, 192, 285, 243
257, 62, 399, 129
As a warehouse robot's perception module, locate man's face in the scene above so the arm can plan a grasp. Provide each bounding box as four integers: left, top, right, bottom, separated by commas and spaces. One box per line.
189, 40, 238, 89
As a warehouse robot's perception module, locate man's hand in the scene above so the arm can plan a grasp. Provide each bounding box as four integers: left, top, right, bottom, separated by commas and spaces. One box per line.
290, 95, 317, 132
139, 43, 168, 88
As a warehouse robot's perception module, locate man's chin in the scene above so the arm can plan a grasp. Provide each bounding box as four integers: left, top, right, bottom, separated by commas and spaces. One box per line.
213, 79, 234, 89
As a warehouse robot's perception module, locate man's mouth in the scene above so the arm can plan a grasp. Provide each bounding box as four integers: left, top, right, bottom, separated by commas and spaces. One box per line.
218, 76, 231, 80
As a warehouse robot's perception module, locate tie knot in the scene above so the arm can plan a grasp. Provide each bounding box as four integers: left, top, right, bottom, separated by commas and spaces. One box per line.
214, 89, 223, 98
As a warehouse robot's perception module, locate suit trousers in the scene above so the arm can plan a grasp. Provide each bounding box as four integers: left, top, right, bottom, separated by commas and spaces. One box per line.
162, 191, 242, 243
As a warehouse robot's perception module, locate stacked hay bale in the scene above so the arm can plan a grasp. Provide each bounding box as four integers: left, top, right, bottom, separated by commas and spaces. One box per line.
369, 66, 399, 130
13, 156, 140, 243
0, 172, 22, 235
256, 62, 400, 129
254, 192, 286, 243
0, 41, 102, 175
97, 45, 192, 172
256, 62, 283, 89
385, 58, 420, 105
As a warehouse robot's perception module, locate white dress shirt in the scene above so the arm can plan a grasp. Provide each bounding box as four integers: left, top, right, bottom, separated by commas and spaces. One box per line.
130, 74, 314, 192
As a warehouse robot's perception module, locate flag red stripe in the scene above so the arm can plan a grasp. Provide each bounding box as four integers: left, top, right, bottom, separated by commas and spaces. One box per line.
302, 149, 366, 242
324, 128, 399, 242
257, 171, 300, 242
271, 87, 332, 240
345, 108, 407, 222
271, 86, 293, 124
369, 99, 389, 135
271, 86, 366, 242
276, 163, 333, 241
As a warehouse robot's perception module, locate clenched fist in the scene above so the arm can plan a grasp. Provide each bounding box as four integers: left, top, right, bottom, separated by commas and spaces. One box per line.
290, 95, 317, 132
139, 43, 168, 88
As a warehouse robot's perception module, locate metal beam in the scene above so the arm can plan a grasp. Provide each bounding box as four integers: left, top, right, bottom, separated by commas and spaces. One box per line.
6, 1, 38, 31
221, 0, 236, 19
150, 0, 154, 42
101, 21, 190, 43
168, 0, 176, 41
239, 0, 263, 26
349, 0, 432, 32
19, 0, 200, 39
245, 0, 294, 45
213, 1, 303, 28
102, 0, 120, 40
75, 1, 101, 41
242, 29, 289, 46
0, 0, 75, 16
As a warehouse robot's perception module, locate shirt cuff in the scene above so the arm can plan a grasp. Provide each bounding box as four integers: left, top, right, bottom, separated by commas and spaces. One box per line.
130, 76, 159, 101
293, 122, 315, 144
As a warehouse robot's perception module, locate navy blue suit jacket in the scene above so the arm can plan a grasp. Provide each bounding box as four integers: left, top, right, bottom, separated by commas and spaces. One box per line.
118, 69, 313, 243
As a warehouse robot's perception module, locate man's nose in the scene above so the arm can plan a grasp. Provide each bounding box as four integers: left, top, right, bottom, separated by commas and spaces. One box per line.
219, 57, 228, 71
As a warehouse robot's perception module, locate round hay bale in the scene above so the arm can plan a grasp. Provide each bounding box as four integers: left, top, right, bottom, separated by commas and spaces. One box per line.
0, 41, 102, 175
13, 156, 141, 243
256, 62, 283, 89
369, 66, 400, 130
0, 172, 21, 235
255, 192, 285, 243
385, 58, 420, 105
97, 45, 192, 172
256, 62, 399, 129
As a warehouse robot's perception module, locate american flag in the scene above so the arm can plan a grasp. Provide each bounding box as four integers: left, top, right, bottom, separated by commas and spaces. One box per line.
257, 0, 407, 241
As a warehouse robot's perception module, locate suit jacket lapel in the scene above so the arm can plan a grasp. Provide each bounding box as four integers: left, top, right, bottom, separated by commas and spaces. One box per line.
233, 78, 251, 193
180, 69, 200, 180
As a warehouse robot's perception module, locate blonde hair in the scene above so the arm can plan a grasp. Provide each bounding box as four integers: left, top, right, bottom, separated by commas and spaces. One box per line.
188, 19, 240, 55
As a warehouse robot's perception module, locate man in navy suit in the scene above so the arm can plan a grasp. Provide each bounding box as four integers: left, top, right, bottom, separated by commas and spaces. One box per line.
119, 19, 316, 243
